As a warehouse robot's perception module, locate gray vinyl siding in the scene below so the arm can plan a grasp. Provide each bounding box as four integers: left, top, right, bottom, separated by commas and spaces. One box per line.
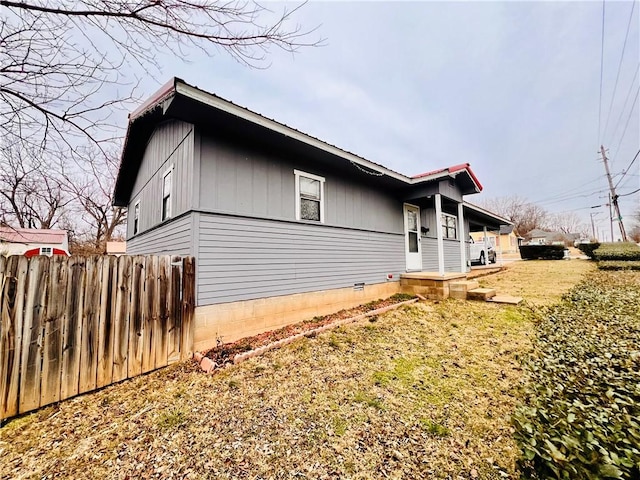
421, 237, 439, 271
196, 212, 405, 305
197, 133, 402, 233
127, 120, 195, 238
419, 237, 463, 272
126, 213, 194, 256
443, 239, 462, 272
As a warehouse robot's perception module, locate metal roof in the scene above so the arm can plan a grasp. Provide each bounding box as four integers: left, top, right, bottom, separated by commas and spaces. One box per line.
0, 227, 67, 245
114, 78, 484, 206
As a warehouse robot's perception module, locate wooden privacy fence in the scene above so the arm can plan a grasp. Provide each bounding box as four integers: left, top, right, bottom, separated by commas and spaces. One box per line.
0, 255, 195, 422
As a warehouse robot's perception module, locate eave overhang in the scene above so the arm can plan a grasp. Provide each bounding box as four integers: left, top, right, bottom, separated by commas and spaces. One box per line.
113, 78, 484, 206
463, 202, 513, 231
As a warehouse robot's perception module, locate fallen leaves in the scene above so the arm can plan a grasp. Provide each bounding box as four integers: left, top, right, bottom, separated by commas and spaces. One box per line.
1, 265, 595, 479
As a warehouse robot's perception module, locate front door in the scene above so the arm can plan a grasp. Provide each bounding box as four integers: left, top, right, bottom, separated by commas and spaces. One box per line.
404, 204, 422, 271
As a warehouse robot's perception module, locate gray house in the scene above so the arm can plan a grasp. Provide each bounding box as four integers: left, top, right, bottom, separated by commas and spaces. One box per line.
113, 78, 508, 350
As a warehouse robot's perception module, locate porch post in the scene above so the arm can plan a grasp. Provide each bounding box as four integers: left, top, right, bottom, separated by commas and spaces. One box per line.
458, 202, 466, 272
435, 194, 445, 275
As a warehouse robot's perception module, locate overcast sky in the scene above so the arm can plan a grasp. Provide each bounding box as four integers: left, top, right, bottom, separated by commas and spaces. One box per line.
133, 1, 639, 239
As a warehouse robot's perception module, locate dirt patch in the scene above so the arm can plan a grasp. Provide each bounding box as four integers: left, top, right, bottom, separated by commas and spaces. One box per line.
202, 293, 416, 369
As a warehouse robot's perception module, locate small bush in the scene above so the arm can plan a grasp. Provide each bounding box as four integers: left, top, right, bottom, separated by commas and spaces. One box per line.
577, 242, 601, 259
519, 245, 566, 260
513, 272, 640, 479
594, 242, 640, 261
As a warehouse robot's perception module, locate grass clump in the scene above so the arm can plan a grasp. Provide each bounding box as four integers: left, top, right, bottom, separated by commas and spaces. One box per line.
513, 271, 640, 479
156, 407, 187, 430
420, 419, 451, 437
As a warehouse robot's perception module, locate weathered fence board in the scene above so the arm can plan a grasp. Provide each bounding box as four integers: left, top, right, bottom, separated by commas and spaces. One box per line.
40, 257, 67, 406
1, 257, 27, 419
60, 257, 85, 400
128, 257, 144, 378
0, 255, 194, 422
96, 256, 116, 388
112, 256, 132, 383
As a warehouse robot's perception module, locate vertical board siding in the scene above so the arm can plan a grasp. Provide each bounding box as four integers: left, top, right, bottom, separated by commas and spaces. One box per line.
127, 213, 193, 257
198, 134, 403, 234
127, 120, 195, 238
0, 255, 195, 422
197, 213, 405, 305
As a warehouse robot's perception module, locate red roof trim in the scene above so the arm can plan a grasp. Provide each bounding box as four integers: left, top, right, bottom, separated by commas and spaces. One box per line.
411, 163, 482, 192
129, 78, 177, 120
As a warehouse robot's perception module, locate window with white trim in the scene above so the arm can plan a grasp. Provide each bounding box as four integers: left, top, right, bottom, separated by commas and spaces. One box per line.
40, 247, 53, 256
133, 200, 140, 235
441, 213, 457, 239
162, 166, 173, 221
295, 170, 325, 222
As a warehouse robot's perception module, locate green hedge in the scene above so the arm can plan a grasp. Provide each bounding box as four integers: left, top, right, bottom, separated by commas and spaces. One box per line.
520, 245, 566, 260
598, 261, 640, 271
514, 272, 640, 479
594, 242, 640, 261
577, 242, 601, 259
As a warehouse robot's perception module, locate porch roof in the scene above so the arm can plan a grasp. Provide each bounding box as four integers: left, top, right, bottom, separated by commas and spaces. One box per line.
463, 202, 513, 232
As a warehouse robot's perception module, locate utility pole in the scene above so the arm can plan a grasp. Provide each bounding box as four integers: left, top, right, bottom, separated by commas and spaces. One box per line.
590, 212, 599, 240
609, 193, 614, 241
600, 145, 628, 242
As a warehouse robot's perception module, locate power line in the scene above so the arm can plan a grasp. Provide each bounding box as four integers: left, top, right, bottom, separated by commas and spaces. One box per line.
614, 149, 640, 188
614, 85, 639, 153
598, 0, 606, 143
602, 0, 637, 142
536, 188, 608, 206
528, 175, 605, 205
618, 187, 640, 197
608, 63, 639, 147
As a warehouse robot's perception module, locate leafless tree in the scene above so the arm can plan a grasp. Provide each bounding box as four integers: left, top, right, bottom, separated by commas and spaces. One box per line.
548, 211, 588, 236
61, 147, 127, 249
0, 145, 72, 229
1, 0, 322, 151
478, 195, 550, 235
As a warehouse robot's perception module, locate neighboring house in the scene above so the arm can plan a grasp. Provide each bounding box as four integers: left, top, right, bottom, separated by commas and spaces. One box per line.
113, 78, 510, 350
0, 226, 70, 257
470, 224, 521, 254
105, 241, 127, 256
525, 229, 579, 246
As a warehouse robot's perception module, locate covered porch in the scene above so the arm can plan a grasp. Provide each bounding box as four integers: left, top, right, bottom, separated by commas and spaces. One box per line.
399, 199, 513, 299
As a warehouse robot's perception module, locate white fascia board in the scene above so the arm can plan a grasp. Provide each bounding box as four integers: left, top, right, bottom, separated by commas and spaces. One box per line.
176, 82, 411, 184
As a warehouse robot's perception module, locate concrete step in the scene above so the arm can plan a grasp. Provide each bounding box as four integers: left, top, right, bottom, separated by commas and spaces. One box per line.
467, 288, 497, 301
449, 280, 480, 300
487, 295, 523, 305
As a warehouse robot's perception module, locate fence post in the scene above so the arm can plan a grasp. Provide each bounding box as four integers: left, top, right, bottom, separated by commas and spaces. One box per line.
180, 257, 195, 360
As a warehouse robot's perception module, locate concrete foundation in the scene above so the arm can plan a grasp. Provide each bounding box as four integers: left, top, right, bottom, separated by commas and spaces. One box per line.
400, 272, 467, 300
193, 281, 402, 351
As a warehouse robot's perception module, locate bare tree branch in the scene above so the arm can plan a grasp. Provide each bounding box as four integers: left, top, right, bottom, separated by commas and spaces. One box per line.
1, 0, 322, 152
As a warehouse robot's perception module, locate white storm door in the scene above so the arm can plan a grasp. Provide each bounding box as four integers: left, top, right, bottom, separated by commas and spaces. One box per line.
404, 204, 422, 271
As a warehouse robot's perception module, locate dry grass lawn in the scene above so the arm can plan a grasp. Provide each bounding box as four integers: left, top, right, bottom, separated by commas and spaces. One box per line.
479, 259, 595, 305
0, 260, 593, 479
